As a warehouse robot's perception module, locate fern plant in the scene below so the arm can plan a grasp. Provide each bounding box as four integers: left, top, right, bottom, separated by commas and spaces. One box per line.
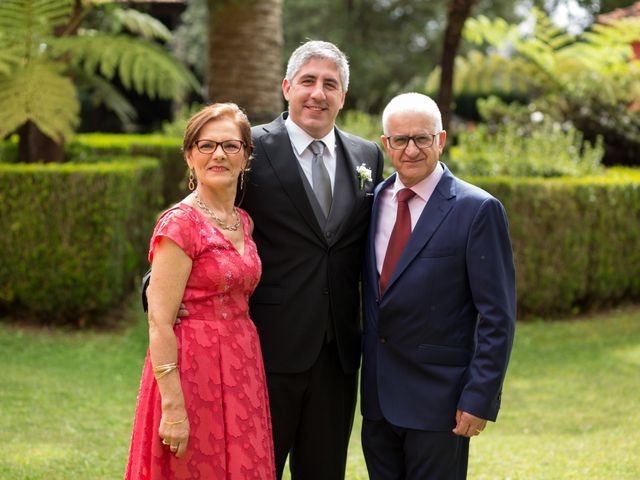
0, 0, 200, 162
428, 9, 640, 102
425, 8, 640, 164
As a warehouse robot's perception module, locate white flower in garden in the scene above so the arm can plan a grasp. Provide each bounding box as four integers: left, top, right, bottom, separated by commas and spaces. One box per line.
531, 111, 544, 123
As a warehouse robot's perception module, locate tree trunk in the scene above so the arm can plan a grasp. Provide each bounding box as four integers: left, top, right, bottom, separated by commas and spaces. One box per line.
438, 0, 477, 131
18, 122, 65, 163
207, 0, 283, 124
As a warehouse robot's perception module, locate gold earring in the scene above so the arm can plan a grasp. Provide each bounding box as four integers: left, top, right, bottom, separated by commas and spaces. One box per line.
188, 169, 195, 191
240, 169, 246, 191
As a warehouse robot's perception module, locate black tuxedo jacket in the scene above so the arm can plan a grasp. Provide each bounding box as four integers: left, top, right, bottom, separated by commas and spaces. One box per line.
242, 113, 384, 374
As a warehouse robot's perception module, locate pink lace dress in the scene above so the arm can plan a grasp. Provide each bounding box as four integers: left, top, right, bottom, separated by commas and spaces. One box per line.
125, 203, 275, 480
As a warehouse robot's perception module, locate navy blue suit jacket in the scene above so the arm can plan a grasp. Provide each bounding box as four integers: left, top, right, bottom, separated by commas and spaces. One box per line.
360, 163, 516, 431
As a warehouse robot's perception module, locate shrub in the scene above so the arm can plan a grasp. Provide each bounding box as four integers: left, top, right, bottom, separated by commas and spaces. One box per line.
337, 110, 382, 146
448, 96, 605, 178
436, 10, 640, 165
0, 159, 162, 324
2, 133, 186, 205
160, 103, 206, 138
67, 134, 185, 205
0, 135, 18, 163
470, 167, 640, 317
449, 121, 604, 177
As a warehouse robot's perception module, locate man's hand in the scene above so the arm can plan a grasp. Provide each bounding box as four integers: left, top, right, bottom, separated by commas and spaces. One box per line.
175, 303, 189, 324
452, 409, 487, 438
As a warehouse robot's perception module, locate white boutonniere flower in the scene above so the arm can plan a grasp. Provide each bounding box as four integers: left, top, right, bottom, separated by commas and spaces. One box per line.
356, 164, 372, 189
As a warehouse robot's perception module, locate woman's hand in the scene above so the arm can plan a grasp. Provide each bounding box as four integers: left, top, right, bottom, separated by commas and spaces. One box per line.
159, 412, 190, 458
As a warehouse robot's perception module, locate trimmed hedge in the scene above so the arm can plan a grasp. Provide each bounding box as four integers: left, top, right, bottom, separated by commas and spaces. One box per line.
2, 134, 191, 207
2, 132, 638, 320
69, 134, 185, 205
471, 167, 640, 318
0, 159, 162, 323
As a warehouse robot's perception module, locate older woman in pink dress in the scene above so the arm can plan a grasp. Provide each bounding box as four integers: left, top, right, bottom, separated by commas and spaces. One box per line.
125, 103, 275, 479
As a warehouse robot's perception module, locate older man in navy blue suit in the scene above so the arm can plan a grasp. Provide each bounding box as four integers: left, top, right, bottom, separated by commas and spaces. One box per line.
360, 93, 516, 479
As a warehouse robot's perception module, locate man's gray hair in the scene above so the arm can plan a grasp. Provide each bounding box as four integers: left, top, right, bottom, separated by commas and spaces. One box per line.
286, 40, 350, 91
382, 93, 443, 135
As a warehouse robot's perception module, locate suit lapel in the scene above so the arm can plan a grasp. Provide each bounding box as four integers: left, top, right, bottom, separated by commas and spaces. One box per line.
384, 165, 457, 294
339, 128, 370, 201
328, 129, 371, 245
260, 117, 325, 241
258, 121, 375, 247
325, 135, 354, 243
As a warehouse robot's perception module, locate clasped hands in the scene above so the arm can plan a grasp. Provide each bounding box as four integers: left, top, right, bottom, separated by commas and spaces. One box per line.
453, 409, 487, 438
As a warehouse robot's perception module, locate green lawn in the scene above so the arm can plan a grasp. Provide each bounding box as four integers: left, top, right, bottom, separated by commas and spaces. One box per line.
2, 300, 639, 479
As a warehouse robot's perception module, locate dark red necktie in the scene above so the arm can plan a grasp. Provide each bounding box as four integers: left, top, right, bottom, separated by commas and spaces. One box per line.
379, 188, 416, 295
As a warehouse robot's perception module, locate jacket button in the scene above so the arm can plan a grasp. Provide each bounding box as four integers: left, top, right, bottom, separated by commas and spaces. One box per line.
325, 231, 333, 238
322, 288, 329, 295
379, 337, 387, 343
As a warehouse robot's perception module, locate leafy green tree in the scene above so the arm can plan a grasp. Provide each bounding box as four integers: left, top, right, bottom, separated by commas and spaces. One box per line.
282, 0, 549, 113
171, 0, 208, 82
426, 8, 640, 164
174, 0, 574, 115
0, 0, 199, 162
170, 0, 633, 118
283, 0, 450, 112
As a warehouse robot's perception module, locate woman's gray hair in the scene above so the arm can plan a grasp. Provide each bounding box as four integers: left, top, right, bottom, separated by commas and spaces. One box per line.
285, 40, 350, 91
382, 93, 443, 135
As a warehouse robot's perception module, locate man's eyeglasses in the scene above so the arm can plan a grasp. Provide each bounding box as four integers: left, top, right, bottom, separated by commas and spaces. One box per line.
193, 139, 245, 155
385, 133, 440, 150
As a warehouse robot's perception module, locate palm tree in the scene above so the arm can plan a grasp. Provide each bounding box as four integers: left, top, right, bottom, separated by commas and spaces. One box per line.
207, 0, 283, 123
0, 0, 199, 162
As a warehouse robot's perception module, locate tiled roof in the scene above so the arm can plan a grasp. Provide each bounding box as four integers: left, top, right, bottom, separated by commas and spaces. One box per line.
597, 2, 640, 23
111, 0, 185, 4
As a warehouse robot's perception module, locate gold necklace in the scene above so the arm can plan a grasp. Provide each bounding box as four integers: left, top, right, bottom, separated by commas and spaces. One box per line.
194, 191, 241, 231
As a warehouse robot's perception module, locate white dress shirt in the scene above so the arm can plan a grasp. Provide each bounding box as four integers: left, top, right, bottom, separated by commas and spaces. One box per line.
285, 116, 337, 191
375, 163, 444, 274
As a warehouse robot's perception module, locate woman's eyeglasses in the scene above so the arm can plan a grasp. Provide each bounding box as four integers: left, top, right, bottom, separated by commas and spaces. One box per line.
193, 139, 245, 155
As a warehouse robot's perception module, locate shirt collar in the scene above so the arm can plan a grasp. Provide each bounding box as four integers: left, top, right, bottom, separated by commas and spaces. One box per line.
285, 116, 336, 157
392, 162, 444, 201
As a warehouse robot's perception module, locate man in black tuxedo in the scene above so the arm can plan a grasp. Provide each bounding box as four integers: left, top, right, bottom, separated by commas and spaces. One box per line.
243, 41, 384, 479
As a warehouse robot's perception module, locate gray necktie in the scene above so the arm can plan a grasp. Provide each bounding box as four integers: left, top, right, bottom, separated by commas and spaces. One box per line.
309, 140, 332, 217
